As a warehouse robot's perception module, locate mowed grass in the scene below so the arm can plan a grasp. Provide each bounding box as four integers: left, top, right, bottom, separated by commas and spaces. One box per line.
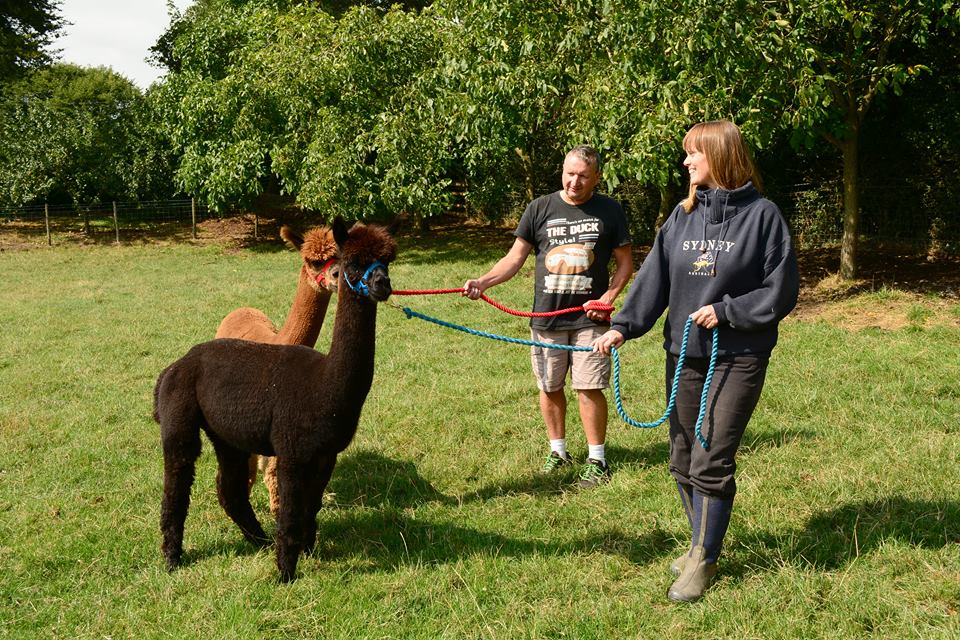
0, 227, 957, 639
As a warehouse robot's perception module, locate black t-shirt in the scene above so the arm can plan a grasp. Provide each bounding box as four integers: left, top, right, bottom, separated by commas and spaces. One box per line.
515, 191, 631, 331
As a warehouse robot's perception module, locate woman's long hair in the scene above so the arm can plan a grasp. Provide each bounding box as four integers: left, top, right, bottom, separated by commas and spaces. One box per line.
681, 120, 763, 212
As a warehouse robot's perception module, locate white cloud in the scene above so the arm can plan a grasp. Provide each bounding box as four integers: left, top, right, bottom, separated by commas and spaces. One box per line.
51, 0, 195, 90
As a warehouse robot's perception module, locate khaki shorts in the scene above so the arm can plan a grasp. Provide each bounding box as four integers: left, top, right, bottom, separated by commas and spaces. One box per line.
530, 325, 611, 392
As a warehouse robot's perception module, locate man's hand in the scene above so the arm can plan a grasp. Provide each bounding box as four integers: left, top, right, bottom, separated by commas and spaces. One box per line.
462, 279, 484, 300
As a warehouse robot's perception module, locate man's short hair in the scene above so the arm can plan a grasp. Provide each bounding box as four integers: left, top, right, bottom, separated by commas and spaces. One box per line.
566, 144, 601, 173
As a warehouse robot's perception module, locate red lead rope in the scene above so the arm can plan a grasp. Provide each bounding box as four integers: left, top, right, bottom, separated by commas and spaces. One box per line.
391, 288, 614, 319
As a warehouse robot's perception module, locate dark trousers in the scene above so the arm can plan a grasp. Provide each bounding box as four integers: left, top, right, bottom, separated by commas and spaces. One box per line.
666, 352, 768, 498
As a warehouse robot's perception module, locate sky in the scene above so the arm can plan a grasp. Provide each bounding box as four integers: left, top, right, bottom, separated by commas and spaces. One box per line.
51, 0, 196, 90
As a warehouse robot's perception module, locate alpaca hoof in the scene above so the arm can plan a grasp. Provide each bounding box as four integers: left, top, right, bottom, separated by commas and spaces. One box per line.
165, 555, 181, 572
245, 531, 271, 548
278, 569, 297, 584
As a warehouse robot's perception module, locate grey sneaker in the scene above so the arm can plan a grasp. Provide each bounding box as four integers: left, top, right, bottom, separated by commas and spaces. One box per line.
541, 450, 574, 473
576, 458, 611, 488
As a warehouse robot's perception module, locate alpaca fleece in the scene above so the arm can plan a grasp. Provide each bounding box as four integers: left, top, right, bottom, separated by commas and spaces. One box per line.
154, 220, 397, 582
214, 224, 340, 509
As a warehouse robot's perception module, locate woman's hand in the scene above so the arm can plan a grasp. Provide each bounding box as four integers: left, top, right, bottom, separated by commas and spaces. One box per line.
690, 304, 719, 329
592, 329, 625, 355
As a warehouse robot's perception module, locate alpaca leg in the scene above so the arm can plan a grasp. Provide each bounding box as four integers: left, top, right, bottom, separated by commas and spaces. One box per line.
212, 442, 270, 547
159, 422, 202, 572
263, 456, 281, 519
275, 459, 309, 582
246, 454, 258, 494
303, 454, 337, 555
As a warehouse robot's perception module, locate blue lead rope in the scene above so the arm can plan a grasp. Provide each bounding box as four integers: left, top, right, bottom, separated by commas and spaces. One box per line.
401, 307, 718, 449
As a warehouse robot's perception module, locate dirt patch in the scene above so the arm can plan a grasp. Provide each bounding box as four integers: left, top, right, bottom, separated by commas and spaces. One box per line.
792, 287, 960, 330
790, 246, 960, 329
794, 246, 960, 303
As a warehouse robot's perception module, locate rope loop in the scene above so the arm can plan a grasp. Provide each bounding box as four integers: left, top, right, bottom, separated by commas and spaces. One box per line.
399, 306, 717, 449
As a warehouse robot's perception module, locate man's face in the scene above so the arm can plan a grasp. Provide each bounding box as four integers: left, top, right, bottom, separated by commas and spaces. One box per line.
561, 155, 600, 205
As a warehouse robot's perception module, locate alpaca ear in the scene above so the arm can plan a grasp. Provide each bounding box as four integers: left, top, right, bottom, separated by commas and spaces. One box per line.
332, 217, 350, 248
386, 217, 402, 236
280, 225, 305, 250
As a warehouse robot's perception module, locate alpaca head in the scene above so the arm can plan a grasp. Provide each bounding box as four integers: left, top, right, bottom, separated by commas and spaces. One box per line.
280, 225, 340, 293
333, 217, 398, 303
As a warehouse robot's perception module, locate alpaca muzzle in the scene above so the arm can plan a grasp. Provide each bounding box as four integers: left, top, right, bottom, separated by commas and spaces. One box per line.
314, 258, 340, 291
344, 260, 391, 301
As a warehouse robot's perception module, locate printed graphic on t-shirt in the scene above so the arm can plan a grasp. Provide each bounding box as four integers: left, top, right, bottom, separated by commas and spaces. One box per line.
542, 217, 600, 294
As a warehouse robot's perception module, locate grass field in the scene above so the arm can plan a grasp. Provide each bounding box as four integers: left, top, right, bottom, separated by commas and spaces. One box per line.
1, 224, 958, 639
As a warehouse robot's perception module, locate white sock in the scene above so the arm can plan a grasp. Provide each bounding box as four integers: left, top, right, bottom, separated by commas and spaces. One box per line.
550, 439, 567, 457
588, 444, 606, 464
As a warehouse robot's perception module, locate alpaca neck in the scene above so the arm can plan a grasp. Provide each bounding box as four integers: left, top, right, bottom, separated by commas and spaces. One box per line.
325, 287, 378, 397
276, 267, 332, 347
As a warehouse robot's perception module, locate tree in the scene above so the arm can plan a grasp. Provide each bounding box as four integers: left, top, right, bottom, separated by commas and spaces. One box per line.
0, 64, 148, 206
410, 0, 619, 220
768, 0, 960, 278
154, 0, 446, 218
0, 0, 63, 82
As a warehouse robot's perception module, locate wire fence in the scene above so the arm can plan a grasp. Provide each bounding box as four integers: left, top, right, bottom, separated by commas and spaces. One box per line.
0, 199, 255, 245
1, 183, 957, 255
618, 180, 959, 255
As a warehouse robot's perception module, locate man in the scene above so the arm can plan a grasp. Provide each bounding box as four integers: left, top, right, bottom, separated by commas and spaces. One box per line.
463, 145, 633, 488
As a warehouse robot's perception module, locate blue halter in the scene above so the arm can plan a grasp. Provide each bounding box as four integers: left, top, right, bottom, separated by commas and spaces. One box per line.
343, 260, 386, 297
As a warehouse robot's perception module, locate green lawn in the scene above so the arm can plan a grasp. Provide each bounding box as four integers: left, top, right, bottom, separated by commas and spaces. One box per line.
0, 227, 957, 639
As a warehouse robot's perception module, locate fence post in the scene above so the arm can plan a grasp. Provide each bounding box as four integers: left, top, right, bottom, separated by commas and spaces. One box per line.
191, 198, 197, 240
113, 201, 119, 245
45, 203, 51, 246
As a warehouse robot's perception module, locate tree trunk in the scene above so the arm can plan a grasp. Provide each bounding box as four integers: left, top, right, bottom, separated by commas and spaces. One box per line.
656, 183, 675, 229
515, 147, 534, 203
839, 129, 861, 280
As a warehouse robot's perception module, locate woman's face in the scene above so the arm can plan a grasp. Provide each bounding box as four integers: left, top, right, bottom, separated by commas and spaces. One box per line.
683, 146, 716, 188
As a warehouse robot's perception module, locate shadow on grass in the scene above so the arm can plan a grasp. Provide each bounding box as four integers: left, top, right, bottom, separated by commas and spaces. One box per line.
737, 427, 818, 454
310, 507, 677, 573
326, 449, 457, 509
396, 223, 514, 267
178, 538, 271, 570
178, 448, 685, 571
731, 496, 959, 577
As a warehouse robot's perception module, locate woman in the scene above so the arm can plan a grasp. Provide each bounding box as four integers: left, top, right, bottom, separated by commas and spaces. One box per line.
593, 120, 799, 602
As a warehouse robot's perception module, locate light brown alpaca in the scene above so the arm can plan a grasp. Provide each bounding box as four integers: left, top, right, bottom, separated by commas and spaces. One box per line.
215, 225, 339, 515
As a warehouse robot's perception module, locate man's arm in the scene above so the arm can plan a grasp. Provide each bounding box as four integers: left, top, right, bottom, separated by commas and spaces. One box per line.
585, 244, 633, 322
462, 237, 534, 299
599, 244, 634, 305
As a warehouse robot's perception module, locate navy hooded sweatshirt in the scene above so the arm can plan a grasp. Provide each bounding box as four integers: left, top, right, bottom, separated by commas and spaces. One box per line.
611, 181, 799, 359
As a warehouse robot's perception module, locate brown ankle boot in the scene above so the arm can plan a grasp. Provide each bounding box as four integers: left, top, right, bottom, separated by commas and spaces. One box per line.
667, 545, 717, 603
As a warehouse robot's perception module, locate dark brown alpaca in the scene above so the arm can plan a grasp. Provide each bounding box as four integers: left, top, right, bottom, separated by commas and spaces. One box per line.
215, 224, 340, 512
154, 219, 397, 582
